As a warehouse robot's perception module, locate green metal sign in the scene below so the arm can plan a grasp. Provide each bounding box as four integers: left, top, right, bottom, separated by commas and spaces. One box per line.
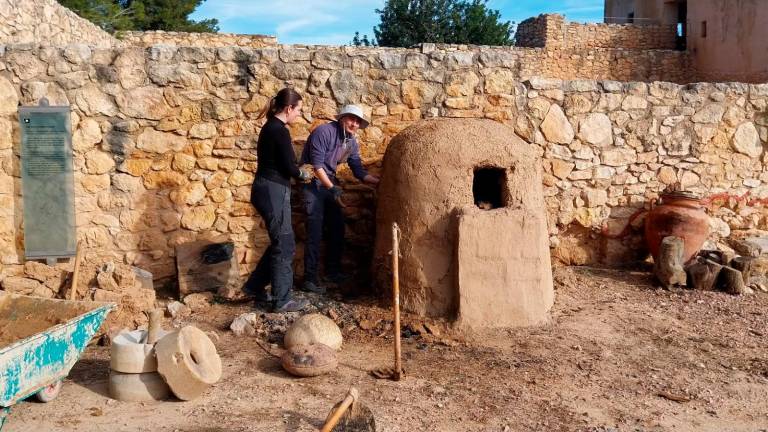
19, 103, 76, 259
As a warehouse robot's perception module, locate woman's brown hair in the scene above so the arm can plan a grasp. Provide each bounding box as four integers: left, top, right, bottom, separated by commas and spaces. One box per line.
258, 87, 302, 119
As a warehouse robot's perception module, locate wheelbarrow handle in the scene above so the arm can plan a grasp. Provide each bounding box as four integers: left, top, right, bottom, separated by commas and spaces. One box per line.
319, 388, 359, 432
1, 406, 9, 431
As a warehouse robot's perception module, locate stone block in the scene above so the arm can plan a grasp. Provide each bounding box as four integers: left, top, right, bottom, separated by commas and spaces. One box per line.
1, 276, 43, 295
123, 288, 157, 312
23, 261, 60, 282
578, 113, 613, 147
540, 104, 574, 144
732, 122, 763, 158
183, 292, 213, 313
93, 289, 124, 303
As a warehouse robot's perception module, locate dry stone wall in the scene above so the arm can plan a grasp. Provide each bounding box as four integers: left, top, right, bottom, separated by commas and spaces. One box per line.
516, 14, 677, 50
121, 31, 277, 49
0, 0, 117, 48
514, 14, 560, 48
563, 21, 676, 50
0, 43, 766, 284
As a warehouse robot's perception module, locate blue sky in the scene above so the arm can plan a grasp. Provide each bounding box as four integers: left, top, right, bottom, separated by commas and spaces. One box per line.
191, 0, 605, 45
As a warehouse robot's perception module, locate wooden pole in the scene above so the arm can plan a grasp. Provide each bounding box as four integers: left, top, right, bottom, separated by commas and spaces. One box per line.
146, 309, 164, 344
69, 241, 83, 300
320, 388, 359, 432
392, 223, 402, 381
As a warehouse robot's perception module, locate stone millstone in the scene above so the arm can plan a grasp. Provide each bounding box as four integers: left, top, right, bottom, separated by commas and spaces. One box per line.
155, 326, 222, 400
110, 329, 169, 373
284, 314, 343, 351
281, 343, 338, 377
108, 371, 171, 402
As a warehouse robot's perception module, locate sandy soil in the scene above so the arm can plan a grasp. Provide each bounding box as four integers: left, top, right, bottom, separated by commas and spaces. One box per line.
4, 265, 768, 432
0, 295, 90, 347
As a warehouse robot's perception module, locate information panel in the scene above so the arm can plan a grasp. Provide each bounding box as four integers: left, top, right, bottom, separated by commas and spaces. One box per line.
19, 105, 76, 259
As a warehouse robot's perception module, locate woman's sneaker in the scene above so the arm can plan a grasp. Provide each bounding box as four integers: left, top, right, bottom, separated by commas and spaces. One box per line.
302, 281, 326, 294
274, 298, 309, 313
253, 298, 272, 311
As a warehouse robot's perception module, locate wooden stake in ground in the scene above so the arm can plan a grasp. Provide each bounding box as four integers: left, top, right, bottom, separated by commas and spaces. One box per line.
68, 241, 84, 300
392, 223, 402, 381
146, 309, 164, 344
370, 223, 404, 381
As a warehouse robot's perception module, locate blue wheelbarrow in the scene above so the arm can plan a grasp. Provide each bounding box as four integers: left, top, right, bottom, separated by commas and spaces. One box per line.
0, 292, 115, 430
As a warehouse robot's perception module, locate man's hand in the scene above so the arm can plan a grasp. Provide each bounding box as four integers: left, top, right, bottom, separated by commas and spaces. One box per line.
329, 185, 343, 200
329, 185, 346, 208
363, 174, 380, 185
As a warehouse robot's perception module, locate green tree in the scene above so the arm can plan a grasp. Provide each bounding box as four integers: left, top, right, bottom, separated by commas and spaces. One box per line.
57, 0, 218, 33
351, 31, 374, 47
126, 0, 219, 33
57, 0, 135, 33
367, 0, 512, 47
450, 1, 513, 45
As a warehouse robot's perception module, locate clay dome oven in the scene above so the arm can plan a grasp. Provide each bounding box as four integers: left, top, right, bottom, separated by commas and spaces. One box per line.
373, 119, 554, 328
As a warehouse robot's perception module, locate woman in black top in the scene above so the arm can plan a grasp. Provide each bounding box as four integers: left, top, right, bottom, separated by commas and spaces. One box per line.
243, 88, 310, 313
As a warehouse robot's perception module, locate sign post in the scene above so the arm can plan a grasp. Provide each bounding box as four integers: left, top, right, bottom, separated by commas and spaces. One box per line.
19, 99, 76, 262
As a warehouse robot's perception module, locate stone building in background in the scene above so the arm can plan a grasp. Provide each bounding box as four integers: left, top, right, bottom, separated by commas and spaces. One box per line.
604, 0, 768, 82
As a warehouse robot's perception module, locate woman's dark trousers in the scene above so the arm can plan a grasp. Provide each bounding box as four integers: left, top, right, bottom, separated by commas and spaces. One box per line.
243, 177, 295, 308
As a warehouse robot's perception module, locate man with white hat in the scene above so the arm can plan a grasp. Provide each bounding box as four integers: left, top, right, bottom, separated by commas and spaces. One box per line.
299, 104, 380, 294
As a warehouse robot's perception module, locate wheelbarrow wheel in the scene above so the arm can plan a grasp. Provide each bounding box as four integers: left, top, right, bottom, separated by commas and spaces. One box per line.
35, 380, 62, 403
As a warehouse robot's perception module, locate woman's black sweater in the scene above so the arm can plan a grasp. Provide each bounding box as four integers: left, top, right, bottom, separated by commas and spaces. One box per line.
255, 116, 302, 186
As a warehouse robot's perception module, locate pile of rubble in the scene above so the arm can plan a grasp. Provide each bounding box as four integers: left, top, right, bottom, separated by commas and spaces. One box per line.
165, 292, 215, 322
227, 293, 457, 349
0, 261, 67, 298
0, 259, 157, 331
88, 261, 157, 330
654, 229, 768, 295
720, 232, 768, 293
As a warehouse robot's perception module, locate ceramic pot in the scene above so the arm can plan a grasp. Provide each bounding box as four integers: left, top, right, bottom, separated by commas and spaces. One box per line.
645, 191, 710, 264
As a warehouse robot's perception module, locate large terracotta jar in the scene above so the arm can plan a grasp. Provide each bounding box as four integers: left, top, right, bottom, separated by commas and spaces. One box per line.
645, 191, 710, 264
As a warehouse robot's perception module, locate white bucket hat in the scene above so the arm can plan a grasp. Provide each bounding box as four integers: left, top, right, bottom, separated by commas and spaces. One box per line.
336, 104, 369, 129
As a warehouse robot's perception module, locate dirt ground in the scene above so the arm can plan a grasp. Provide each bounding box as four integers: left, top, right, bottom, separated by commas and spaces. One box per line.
5, 265, 768, 432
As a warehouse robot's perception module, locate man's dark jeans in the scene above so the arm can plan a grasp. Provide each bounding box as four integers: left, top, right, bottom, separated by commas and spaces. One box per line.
302, 180, 344, 284
243, 176, 295, 308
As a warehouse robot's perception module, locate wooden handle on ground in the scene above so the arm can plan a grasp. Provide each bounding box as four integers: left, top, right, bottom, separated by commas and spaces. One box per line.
146, 309, 164, 344
69, 241, 83, 300
320, 388, 359, 432
392, 223, 402, 381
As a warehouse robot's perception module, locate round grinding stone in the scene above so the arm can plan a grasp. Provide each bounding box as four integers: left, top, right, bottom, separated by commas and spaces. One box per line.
155, 326, 222, 401
108, 371, 170, 402
110, 329, 170, 373
281, 343, 338, 377
284, 314, 343, 351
